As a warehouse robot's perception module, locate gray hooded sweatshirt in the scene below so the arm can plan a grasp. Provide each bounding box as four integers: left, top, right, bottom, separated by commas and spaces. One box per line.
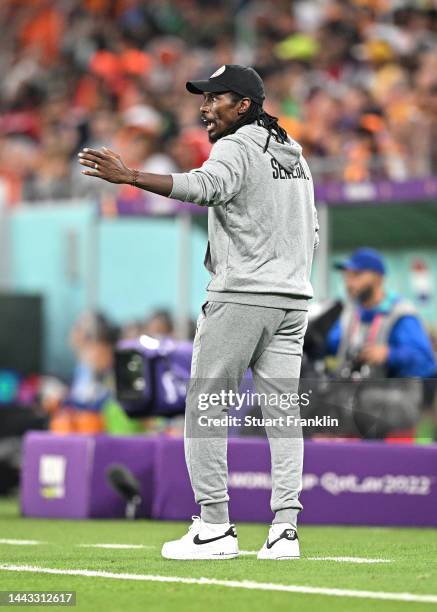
169, 122, 319, 310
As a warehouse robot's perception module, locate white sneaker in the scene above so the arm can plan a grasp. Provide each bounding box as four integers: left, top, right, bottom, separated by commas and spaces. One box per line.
161, 516, 239, 560
257, 523, 300, 560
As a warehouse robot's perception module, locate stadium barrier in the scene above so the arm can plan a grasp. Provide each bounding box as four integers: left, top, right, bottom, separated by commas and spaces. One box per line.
21, 432, 437, 526
20, 432, 156, 519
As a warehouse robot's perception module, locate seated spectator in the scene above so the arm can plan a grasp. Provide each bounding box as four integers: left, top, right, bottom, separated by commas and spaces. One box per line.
51, 312, 120, 434
1, 0, 436, 207
143, 309, 174, 338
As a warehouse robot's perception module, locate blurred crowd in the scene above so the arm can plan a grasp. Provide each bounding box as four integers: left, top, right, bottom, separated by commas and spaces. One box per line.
0, 307, 184, 444
0, 307, 185, 494
48, 308, 184, 435
0, 0, 436, 207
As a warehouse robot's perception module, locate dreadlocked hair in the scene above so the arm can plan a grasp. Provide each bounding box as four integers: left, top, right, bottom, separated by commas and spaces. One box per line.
220, 92, 288, 153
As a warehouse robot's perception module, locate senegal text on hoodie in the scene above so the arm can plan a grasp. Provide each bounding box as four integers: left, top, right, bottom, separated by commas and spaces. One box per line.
169, 122, 319, 310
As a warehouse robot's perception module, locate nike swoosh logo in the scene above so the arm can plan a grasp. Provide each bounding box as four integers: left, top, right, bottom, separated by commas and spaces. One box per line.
266, 529, 297, 549
193, 526, 237, 545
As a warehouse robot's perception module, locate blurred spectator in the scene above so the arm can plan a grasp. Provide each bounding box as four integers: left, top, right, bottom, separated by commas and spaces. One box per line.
121, 318, 145, 341
120, 309, 175, 340
324, 248, 437, 437
51, 311, 120, 433
143, 309, 174, 338
68, 311, 119, 409
0, 0, 435, 206
326, 248, 437, 378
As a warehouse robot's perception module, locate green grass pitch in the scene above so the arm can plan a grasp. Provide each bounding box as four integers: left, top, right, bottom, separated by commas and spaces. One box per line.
0, 497, 437, 611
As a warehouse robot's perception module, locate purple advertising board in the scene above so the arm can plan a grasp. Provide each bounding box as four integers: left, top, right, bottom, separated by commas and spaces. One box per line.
151, 436, 273, 522
300, 440, 437, 526
152, 437, 437, 527
88, 435, 157, 518
21, 432, 437, 526
21, 433, 92, 519
20, 432, 157, 519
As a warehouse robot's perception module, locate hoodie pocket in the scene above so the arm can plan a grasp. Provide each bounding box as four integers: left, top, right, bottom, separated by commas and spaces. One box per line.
201, 301, 211, 317
203, 241, 214, 273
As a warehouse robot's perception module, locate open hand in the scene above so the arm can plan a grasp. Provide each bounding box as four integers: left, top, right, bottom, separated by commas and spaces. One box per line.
78, 147, 133, 184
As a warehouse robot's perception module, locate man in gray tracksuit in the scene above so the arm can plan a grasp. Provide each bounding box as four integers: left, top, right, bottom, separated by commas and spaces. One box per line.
78, 64, 319, 560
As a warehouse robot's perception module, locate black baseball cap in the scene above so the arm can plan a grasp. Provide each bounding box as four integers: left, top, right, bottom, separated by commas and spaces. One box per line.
186, 64, 265, 106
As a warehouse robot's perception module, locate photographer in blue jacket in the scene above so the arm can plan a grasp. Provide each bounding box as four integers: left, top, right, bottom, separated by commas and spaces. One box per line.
326, 248, 436, 379
324, 248, 436, 438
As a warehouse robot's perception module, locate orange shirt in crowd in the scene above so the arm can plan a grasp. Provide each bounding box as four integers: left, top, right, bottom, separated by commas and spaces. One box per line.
83, 0, 135, 16
19, 4, 64, 65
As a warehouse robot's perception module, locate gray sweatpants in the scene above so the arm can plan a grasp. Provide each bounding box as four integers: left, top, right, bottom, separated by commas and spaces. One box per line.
185, 301, 308, 527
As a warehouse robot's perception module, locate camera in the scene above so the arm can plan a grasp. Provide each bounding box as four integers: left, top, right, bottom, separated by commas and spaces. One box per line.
114, 336, 192, 418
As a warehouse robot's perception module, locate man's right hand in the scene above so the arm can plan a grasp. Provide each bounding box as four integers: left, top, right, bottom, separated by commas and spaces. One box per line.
359, 344, 389, 365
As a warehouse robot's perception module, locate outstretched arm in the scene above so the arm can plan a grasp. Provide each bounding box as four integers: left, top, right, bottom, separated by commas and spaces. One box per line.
78, 147, 173, 196
78, 136, 246, 207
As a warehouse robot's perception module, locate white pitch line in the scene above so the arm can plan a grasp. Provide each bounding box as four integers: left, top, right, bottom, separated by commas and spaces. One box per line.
78, 544, 154, 550
240, 551, 391, 563
0, 565, 436, 604
307, 557, 392, 564
239, 550, 257, 556
0, 539, 43, 546
0, 539, 154, 550
0, 541, 391, 563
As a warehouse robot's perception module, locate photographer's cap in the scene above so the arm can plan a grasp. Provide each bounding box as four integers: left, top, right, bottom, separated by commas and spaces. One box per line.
186, 64, 265, 105
334, 248, 385, 275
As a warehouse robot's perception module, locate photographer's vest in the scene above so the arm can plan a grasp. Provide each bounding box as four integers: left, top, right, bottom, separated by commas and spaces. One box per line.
335, 298, 418, 378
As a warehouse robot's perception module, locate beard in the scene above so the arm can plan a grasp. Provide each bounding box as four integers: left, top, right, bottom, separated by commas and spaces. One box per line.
355, 284, 375, 305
